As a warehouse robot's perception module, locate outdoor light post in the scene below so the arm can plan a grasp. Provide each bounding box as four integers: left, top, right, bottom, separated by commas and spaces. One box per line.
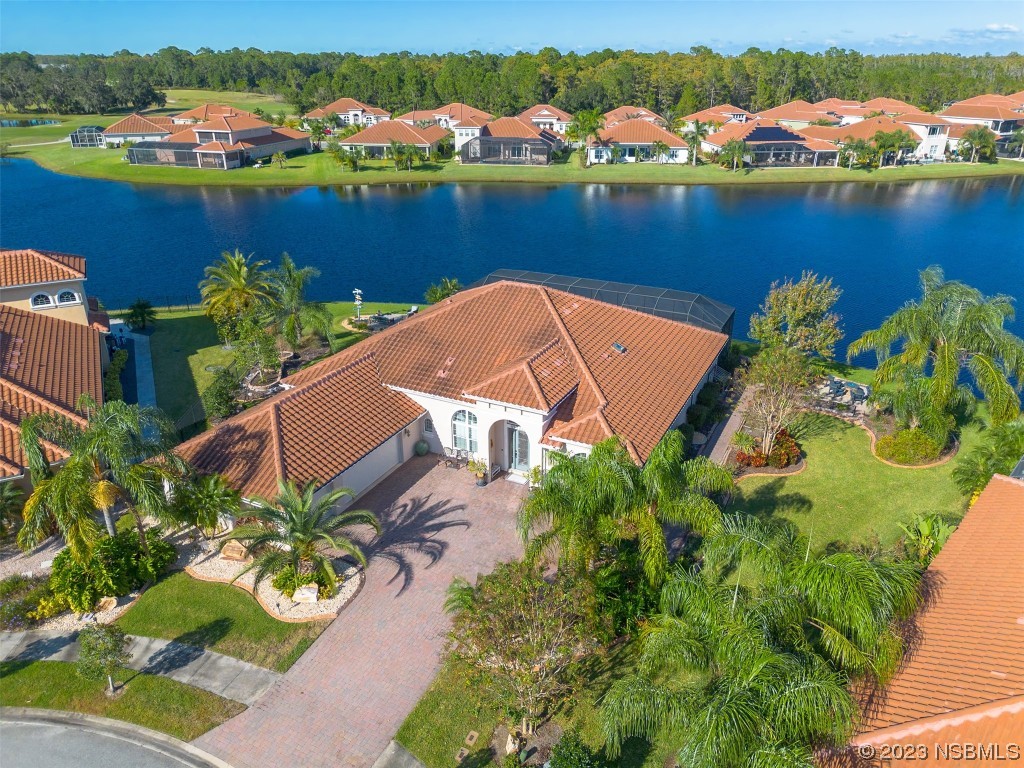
353, 288, 363, 319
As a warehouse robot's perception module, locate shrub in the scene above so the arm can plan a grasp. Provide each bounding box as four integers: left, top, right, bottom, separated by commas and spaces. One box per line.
0, 574, 53, 631
876, 428, 942, 466
271, 565, 334, 600
48, 529, 175, 614
103, 348, 129, 402
735, 450, 768, 468
593, 541, 659, 637
202, 368, 239, 420
550, 729, 603, 768
767, 429, 801, 468
687, 403, 709, 429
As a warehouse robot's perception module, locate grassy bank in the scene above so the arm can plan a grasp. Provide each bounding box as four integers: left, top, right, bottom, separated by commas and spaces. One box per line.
116, 572, 327, 673
0, 660, 244, 740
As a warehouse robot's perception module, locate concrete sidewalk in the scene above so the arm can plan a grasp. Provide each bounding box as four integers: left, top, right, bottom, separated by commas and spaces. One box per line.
1, 630, 280, 706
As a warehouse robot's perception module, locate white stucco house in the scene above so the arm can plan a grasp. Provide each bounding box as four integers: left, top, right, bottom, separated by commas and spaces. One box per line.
179, 273, 734, 508
303, 97, 391, 129
519, 104, 574, 135
394, 103, 494, 151
587, 119, 688, 164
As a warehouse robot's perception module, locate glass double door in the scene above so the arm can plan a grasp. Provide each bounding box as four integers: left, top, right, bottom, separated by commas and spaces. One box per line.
506, 422, 530, 473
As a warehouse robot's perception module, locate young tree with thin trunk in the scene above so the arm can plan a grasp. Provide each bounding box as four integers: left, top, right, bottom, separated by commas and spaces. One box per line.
740, 346, 812, 456
272, 151, 287, 169
77, 624, 132, 694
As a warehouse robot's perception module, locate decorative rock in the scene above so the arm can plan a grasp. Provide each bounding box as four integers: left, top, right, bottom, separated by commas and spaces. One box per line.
506, 734, 519, 755
293, 585, 319, 603
220, 540, 249, 561
465, 731, 479, 747
96, 596, 118, 612
456, 748, 469, 762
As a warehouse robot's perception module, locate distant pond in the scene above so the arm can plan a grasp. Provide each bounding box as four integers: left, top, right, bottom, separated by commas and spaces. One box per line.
1, 158, 1021, 349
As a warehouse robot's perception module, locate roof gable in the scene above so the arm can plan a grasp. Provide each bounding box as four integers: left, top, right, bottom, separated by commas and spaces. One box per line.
1, 248, 87, 288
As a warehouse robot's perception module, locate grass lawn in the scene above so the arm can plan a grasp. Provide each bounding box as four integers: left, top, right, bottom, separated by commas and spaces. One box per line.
727, 411, 980, 550
116, 571, 327, 673
142, 301, 411, 422
0, 659, 244, 740
397, 644, 666, 768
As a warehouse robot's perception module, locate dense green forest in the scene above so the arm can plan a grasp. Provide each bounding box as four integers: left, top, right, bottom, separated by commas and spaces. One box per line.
3, 47, 1023, 116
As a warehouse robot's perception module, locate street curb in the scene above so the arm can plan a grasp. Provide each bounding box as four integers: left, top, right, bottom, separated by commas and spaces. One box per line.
0, 707, 236, 768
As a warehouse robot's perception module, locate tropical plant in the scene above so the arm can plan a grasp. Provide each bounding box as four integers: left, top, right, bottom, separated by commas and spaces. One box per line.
952, 416, 1024, 498
265, 253, 332, 350
1006, 127, 1024, 159
958, 125, 996, 163
870, 366, 968, 447
740, 346, 813, 456
272, 151, 287, 169
749, 271, 843, 359
650, 140, 669, 163
897, 513, 955, 566
124, 298, 156, 331
233, 313, 281, 385
718, 138, 747, 171
682, 119, 710, 165
307, 119, 326, 149
848, 265, 1024, 425
841, 137, 874, 169
872, 129, 916, 166
387, 138, 403, 170
19, 398, 186, 561
658, 108, 685, 134
549, 730, 603, 768
199, 249, 276, 323
445, 561, 607, 728
566, 109, 605, 167
875, 428, 943, 465
424, 276, 462, 303
342, 145, 363, 172
77, 623, 132, 694
201, 368, 238, 420
172, 473, 240, 537
225, 479, 379, 596
0, 478, 24, 537
103, 349, 129, 402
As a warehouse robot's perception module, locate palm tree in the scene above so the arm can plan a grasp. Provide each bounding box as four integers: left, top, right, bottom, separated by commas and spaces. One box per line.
658, 108, 685, 135
848, 265, 1024, 424
265, 253, 332, 350
566, 109, 605, 167
272, 151, 287, 169
402, 143, 424, 171
124, 298, 156, 331
1006, 126, 1024, 159
682, 119, 710, 166
387, 139, 402, 170
225, 480, 380, 595
609, 145, 623, 164
343, 145, 363, 172
719, 138, 747, 171
650, 140, 669, 163
952, 416, 1024, 498
843, 137, 874, 169
20, 398, 186, 561
0, 482, 23, 537
869, 366, 970, 447
958, 126, 996, 164
199, 249, 276, 320
173, 473, 240, 538
424, 276, 461, 303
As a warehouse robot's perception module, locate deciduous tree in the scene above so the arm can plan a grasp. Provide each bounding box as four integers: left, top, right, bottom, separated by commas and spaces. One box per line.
749, 271, 844, 359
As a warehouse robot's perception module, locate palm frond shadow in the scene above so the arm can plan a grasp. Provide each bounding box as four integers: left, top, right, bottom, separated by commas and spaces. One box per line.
736, 478, 814, 518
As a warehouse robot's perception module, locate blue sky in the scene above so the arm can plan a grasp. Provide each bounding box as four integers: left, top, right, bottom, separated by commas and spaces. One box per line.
2, 0, 1023, 56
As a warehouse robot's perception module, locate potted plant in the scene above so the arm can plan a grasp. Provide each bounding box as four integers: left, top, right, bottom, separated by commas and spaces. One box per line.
467, 459, 489, 487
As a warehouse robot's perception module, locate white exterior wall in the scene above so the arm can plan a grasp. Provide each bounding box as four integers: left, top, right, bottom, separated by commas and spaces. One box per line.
902, 124, 948, 158
316, 422, 420, 509
452, 126, 480, 151
103, 132, 169, 146
587, 145, 688, 164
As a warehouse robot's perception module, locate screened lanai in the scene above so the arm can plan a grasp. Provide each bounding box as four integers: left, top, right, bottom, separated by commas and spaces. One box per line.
69, 125, 105, 148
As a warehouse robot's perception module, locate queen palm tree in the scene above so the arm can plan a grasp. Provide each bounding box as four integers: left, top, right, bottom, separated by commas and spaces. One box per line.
265, 253, 332, 350
20, 398, 186, 561
682, 119, 710, 166
952, 415, 1024, 498
566, 109, 605, 167
1006, 126, 1024, 159
958, 126, 996, 163
173, 473, 241, 538
848, 265, 1024, 424
225, 480, 380, 595
199, 249, 276, 320
843, 137, 874, 169
869, 366, 971, 447
719, 138, 747, 171
650, 140, 669, 163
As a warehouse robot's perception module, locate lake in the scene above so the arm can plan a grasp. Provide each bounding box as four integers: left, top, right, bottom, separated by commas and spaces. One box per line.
2, 158, 1022, 350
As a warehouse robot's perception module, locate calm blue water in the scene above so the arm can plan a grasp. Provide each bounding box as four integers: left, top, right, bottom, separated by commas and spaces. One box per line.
2, 158, 1022, 351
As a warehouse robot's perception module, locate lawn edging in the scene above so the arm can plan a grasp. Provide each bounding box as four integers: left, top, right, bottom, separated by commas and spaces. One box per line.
734, 457, 808, 483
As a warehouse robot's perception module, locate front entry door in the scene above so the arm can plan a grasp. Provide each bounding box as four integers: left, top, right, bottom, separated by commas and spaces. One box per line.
507, 422, 530, 473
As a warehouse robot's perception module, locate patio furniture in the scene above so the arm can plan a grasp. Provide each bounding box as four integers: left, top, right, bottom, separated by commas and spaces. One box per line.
438, 446, 462, 467
489, 463, 502, 482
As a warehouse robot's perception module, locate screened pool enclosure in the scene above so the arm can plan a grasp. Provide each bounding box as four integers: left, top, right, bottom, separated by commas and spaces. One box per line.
69, 126, 105, 148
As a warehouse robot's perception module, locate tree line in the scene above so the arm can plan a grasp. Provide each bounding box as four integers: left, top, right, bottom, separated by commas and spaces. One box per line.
3, 46, 1024, 116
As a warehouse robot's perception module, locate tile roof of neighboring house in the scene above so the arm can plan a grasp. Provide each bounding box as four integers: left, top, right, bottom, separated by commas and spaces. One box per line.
338, 120, 447, 147
703, 118, 819, 148
519, 104, 573, 122
796, 125, 842, 141
846, 474, 1024, 762
195, 141, 235, 153
589, 118, 686, 148
801, 115, 919, 144
756, 100, 840, 124
940, 103, 1024, 121
174, 104, 257, 122
860, 97, 918, 113
178, 281, 728, 496
955, 93, 1021, 108
233, 127, 310, 148
802, 138, 840, 152
683, 104, 752, 123
0, 305, 104, 479
1, 248, 86, 288
395, 103, 493, 125
190, 115, 274, 133
946, 123, 997, 140
303, 97, 390, 119
102, 113, 176, 136
480, 117, 547, 139
813, 98, 862, 109
896, 111, 950, 126
603, 106, 663, 126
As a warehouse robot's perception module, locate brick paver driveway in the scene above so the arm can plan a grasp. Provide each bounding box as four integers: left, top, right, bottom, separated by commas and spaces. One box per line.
195, 456, 527, 768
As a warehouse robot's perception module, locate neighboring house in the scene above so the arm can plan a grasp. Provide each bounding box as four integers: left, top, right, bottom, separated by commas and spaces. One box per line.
69, 125, 108, 148
302, 97, 391, 128
681, 104, 752, 133
126, 116, 312, 170
945, 123, 1001, 159
518, 104, 573, 135
336, 120, 449, 159
940, 100, 1024, 139
797, 115, 930, 161
703, 119, 839, 167
394, 103, 494, 151
755, 100, 840, 129
171, 104, 258, 125
587, 118, 688, 164
460, 117, 562, 165
895, 113, 951, 160
953, 92, 1024, 110
177, 276, 732, 506
0, 303, 105, 488
860, 96, 919, 115
603, 105, 663, 127
101, 114, 178, 146
838, 473, 1024, 767
0, 248, 108, 330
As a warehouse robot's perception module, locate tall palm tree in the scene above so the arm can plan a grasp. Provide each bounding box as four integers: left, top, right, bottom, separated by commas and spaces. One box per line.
650, 140, 669, 163
719, 138, 747, 171
869, 366, 971, 446
566, 109, 605, 167
958, 126, 996, 164
266, 253, 332, 350
225, 480, 380, 595
20, 398, 186, 561
848, 265, 1024, 424
1007, 126, 1024, 159
199, 249, 276, 320
682, 119, 710, 166
952, 415, 1024, 498
658, 108, 685, 135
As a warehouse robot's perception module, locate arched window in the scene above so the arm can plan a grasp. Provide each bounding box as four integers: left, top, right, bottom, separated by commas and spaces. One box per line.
451, 410, 478, 453
31, 293, 53, 308
57, 290, 79, 305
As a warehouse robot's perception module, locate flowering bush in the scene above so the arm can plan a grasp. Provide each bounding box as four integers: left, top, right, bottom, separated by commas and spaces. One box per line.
735, 429, 801, 469
735, 450, 768, 468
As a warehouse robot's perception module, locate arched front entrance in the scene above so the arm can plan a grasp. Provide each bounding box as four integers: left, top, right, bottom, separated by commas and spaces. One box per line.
488, 419, 531, 474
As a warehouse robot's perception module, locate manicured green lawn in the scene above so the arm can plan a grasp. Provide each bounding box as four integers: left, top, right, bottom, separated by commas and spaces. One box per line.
116, 572, 327, 672
0, 660, 244, 740
397, 645, 664, 768
727, 411, 979, 549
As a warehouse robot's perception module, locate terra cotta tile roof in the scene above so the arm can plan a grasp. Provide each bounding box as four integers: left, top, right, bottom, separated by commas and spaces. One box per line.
589, 118, 686, 148
174, 104, 257, 122
304, 97, 389, 119
338, 121, 446, 147
603, 106, 663, 126
940, 103, 1024, 121
855, 474, 1024, 736
1, 248, 86, 288
519, 104, 573, 122
102, 113, 176, 136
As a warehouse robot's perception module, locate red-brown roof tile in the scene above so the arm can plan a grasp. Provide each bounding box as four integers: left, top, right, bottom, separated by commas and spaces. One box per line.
519, 104, 573, 122
1, 248, 86, 288
304, 97, 389, 120
589, 118, 686, 148
174, 104, 257, 122
103, 113, 176, 136
604, 106, 662, 126
940, 103, 1024, 121
338, 121, 447, 147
